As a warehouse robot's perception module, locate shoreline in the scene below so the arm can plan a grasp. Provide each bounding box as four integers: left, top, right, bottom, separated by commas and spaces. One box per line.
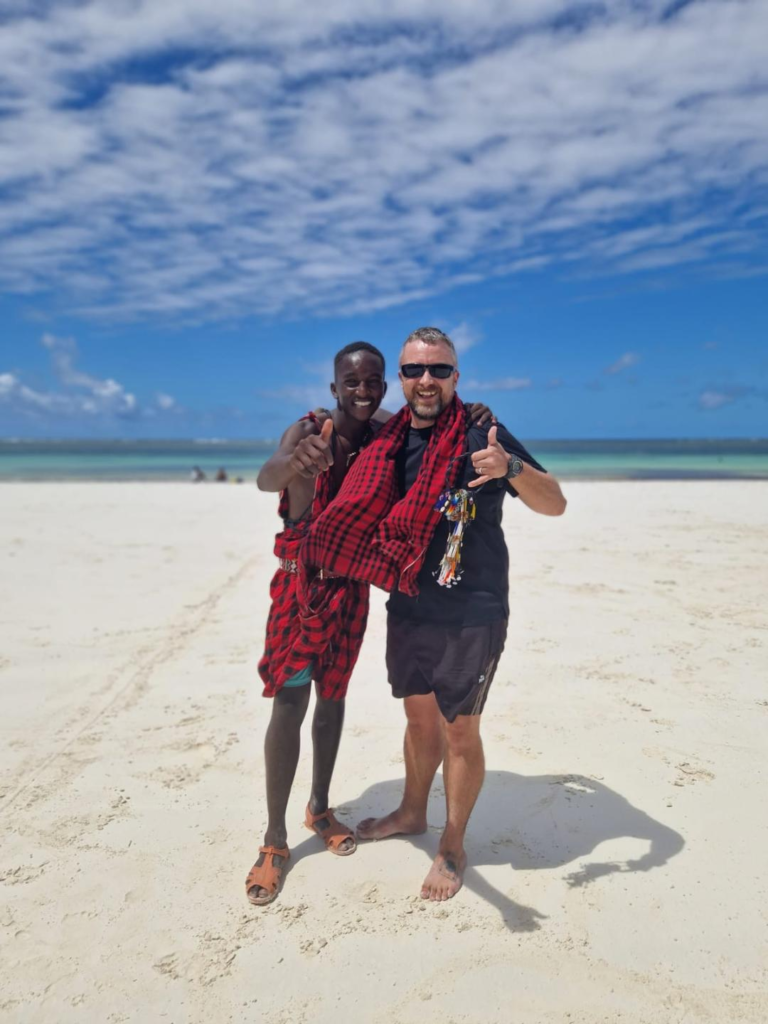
2, 471, 768, 483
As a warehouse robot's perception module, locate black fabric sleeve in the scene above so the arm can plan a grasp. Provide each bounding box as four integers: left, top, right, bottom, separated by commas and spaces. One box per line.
465, 421, 546, 498
495, 422, 546, 497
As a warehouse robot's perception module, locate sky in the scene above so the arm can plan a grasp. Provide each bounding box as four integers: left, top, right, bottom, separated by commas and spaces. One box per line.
0, 0, 766, 440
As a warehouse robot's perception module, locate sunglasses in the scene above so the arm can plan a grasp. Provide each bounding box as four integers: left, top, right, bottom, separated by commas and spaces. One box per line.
400, 363, 456, 380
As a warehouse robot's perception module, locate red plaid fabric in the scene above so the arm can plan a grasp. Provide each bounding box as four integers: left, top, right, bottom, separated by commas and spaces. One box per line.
258, 413, 370, 701
300, 397, 468, 595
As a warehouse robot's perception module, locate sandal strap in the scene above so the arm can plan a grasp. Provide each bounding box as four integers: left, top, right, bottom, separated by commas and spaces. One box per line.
259, 844, 289, 858
305, 806, 340, 827
246, 846, 289, 895
305, 807, 354, 849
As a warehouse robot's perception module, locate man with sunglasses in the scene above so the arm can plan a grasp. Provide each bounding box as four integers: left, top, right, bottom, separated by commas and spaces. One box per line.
354, 326, 567, 901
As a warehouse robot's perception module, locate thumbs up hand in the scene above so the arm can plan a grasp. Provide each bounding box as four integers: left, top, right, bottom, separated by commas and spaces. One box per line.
468, 425, 510, 489
319, 416, 334, 445
290, 416, 335, 478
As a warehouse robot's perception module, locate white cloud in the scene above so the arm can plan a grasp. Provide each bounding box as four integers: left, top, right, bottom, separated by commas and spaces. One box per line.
698, 387, 753, 411
155, 392, 176, 411
448, 322, 482, 355
0, 334, 174, 421
0, 2, 766, 321
258, 358, 336, 410
259, 384, 334, 409
605, 352, 640, 375
40, 333, 138, 415
0, 371, 85, 416
462, 377, 532, 391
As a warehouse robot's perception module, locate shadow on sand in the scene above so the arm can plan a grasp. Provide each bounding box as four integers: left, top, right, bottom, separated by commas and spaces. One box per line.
319, 771, 685, 933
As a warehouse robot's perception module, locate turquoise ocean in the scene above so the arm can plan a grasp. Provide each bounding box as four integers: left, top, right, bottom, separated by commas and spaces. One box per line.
1, 439, 767, 481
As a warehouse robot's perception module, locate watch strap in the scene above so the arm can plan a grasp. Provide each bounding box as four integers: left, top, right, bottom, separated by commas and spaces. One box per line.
507, 456, 524, 478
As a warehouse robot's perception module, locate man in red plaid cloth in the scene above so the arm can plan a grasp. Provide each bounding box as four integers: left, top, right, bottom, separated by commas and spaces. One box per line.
245, 340, 387, 905
301, 327, 567, 901
246, 339, 494, 905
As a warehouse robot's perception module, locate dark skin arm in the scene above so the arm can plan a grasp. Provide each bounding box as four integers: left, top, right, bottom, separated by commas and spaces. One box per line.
257, 402, 495, 493
257, 417, 334, 492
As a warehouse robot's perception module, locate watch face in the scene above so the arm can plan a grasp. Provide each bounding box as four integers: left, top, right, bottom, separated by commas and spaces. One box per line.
508, 457, 523, 477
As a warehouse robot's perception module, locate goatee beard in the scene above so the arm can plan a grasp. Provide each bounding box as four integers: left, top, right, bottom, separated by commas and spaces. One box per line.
407, 396, 444, 421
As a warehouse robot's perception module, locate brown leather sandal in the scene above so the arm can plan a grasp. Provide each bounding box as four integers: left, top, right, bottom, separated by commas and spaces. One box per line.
245, 845, 290, 905
304, 806, 357, 856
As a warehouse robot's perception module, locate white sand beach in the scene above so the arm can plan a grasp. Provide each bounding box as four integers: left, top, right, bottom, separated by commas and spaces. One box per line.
1, 481, 767, 1024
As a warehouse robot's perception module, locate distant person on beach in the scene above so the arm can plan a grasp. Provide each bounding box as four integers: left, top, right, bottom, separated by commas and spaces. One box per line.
246, 341, 494, 906
299, 327, 566, 901
215, 467, 228, 482
190, 466, 206, 482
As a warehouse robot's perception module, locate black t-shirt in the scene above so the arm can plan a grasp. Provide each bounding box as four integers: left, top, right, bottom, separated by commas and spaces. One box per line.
386, 421, 546, 626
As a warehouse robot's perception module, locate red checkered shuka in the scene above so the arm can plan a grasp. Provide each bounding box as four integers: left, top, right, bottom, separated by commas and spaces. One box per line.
258, 413, 370, 701
300, 396, 468, 596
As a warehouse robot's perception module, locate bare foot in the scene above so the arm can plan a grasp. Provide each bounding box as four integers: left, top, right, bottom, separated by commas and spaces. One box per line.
356, 808, 427, 841
420, 850, 466, 901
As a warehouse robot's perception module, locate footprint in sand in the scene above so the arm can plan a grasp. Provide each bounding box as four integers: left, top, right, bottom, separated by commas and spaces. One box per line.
300, 937, 328, 957
673, 761, 715, 786
153, 954, 181, 980
1, 862, 48, 886
643, 746, 715, 787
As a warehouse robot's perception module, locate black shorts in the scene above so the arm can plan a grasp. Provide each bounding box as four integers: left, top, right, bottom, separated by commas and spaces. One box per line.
386, 614, 507, 723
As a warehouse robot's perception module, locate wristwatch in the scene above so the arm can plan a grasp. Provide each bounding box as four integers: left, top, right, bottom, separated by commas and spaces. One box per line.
506, 456, 524, 479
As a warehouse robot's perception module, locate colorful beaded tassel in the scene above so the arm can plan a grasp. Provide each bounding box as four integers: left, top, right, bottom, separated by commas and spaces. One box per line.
433, 488, 476, 587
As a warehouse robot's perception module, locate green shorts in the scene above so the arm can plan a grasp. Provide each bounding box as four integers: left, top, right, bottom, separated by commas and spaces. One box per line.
283, 663, 313, 688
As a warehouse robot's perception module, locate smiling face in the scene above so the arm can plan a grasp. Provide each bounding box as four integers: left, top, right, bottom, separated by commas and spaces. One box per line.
330, 350, 386, 422
399, 338, 459, 426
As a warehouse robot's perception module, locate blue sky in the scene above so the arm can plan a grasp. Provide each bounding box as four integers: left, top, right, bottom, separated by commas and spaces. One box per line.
1, 0, 766, 439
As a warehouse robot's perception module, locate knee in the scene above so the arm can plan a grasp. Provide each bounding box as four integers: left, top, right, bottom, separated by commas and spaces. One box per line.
273, 686, 311, 722
444, 718, 481, 757
405, 710, 442, 744
313, 696, 344, 730
405, 704, 442, 737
